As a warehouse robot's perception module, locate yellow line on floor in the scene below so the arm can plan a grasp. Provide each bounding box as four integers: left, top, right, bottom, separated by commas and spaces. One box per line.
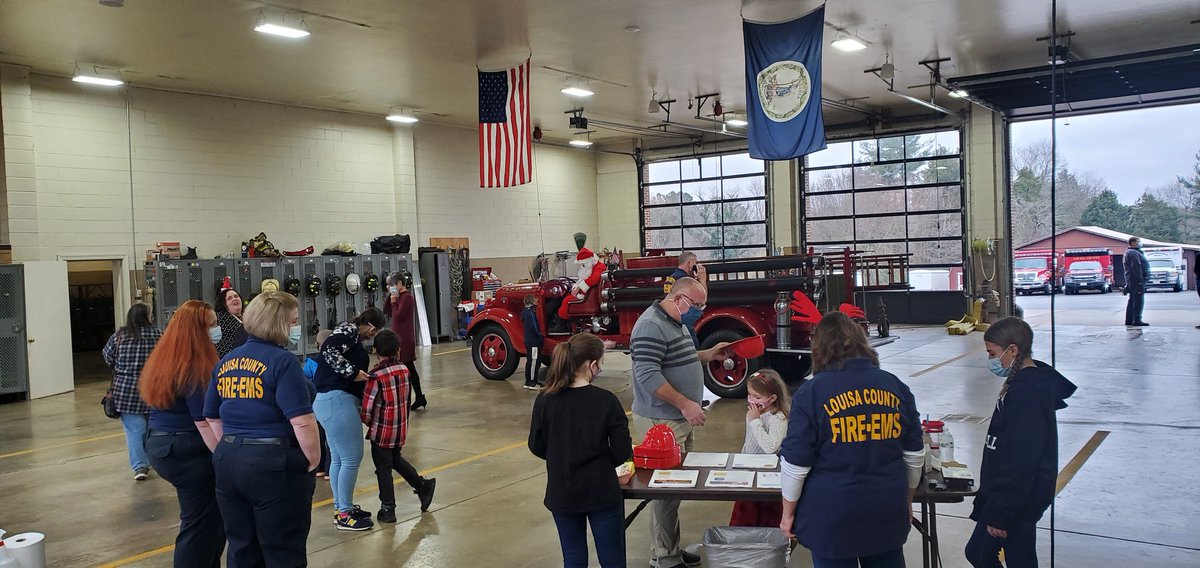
911, 350, 979, 378
97, 439, 529, 567
1056, 430, 1109, 495
431, 347, 471, 357
0, 432, 124, 459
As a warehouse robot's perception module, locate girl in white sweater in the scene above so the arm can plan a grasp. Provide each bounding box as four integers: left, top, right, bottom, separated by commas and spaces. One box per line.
730, 369, 790, 527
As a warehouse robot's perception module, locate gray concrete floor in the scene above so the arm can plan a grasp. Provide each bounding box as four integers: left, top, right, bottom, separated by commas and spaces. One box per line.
2, 316, 1199, 567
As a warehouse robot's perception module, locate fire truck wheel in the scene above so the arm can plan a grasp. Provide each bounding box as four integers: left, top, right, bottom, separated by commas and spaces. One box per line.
472, 324, 519, 380
700, 329, 759, 399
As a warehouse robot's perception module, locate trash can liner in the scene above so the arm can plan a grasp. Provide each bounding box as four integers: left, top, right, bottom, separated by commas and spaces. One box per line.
702, 526, 790, 568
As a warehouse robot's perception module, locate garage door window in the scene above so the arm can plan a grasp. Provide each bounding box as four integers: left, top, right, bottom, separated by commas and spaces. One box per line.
641, 152, 769, 260
802, 130, 964, 290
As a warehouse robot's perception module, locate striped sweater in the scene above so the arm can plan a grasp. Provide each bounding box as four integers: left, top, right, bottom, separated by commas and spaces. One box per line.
630, 301, 704, 420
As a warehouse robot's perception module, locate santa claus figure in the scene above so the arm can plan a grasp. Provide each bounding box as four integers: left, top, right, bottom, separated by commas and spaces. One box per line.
558, 248, 605, 320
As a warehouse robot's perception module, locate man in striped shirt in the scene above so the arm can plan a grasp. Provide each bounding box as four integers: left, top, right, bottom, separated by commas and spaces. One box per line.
630, 277, 730, 568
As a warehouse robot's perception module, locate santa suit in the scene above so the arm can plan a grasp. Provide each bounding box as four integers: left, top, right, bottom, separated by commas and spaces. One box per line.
558, 249, 604, 320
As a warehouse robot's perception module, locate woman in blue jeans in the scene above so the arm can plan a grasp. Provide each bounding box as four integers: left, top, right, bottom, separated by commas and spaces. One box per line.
102, 303, 162, 481
313, 307, 385, 531
529, 333, 632, 568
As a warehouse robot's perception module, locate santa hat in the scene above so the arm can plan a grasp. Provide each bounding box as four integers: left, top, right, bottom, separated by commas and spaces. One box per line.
576, 248, 595, 261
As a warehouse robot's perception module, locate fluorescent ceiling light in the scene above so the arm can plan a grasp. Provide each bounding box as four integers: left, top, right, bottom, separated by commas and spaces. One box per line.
948, 89, 969, 98
73, 74, 124, 87
386, 114, 419, 124
561, 85, 594, 97
255, 22, 310, 38
569, 139, 593, 148
831, 35, 867, 52
725, 117, 749, 127
890, 90, 954, 116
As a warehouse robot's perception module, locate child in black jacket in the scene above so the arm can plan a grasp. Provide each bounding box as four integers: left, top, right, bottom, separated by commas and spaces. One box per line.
521, 295, 544, 390
968, 317, 1077, 568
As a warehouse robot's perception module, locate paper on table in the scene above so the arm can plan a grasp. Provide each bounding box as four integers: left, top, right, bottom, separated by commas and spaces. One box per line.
648, 469, 700, 488
682, 452, 731, 468
705, 470, 756, 488
731, 453, 779, 469
756, 471, 782, 489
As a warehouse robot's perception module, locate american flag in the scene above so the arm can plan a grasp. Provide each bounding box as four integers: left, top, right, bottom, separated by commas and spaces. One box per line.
478, 59, 531, 188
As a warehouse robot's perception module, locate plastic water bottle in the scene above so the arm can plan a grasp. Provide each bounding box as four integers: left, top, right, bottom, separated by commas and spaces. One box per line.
940, 427, 955, 463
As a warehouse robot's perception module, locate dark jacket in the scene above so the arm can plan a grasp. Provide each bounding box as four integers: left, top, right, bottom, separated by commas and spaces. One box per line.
313, 322, 370, 398
1123, 247, 1150, 287
529, 385, 632, 513
971, 362, 1077, 530
521, 306, 543, 349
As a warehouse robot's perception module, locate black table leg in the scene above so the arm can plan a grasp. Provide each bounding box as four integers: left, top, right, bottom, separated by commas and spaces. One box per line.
921, 496, 931, 568
625, 499, 652, 529
929, 501, 941, 568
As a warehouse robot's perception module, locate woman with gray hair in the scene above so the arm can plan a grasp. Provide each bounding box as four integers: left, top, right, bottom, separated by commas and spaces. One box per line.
967, 317, 1076, 568
385, 270, 426, 410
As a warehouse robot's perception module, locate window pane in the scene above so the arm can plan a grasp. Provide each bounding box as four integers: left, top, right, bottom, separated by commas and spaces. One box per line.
646, 183, 681, 205
933, 130, 960, 155
723, 247, 767, 260
684, 227, 722, 248
853, 241, 908, 256
878, 136, 905, 161
647, 161, 679, 183
908, 213, 962, 239
806, 167, 853, 193
806, 193, 853, 218
646, 206, 682, 228
683, 203, 722, 225
700, 156, 721, 178
854, 163, 905, 187
908, 185, 961, 212
724, 201, 766, 223
906, 159, 961, 185
856, 216, 906, 241
904, 133, 939, 159
680, 159, 701, 180
721, 153, 764, 176
724, 224, 766, 247
723, 176, 766, 199
681, 181, 721, 203
855, 190, 906, 215
853, 139, 878, 163
645, 229, 682, 249
807, 141, 853, 168
911, 240, 963, 265
695, 249, 722, 261
807, 219, 853, 243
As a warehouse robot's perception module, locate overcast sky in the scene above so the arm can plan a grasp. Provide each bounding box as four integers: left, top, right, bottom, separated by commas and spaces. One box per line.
1009, 103, 1200, 204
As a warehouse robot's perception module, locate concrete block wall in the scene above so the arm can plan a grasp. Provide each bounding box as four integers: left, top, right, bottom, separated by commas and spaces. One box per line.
412, 124, 597, 258
0, 68, 602, 271
596, 152, 639, 254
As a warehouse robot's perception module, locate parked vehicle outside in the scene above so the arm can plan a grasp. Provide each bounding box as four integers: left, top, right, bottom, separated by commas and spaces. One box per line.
1063, 248, 1114, 295
1142, 247, 1185, 292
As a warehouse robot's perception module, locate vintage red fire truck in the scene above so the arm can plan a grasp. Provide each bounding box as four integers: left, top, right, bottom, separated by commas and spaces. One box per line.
467, 250, 897, 398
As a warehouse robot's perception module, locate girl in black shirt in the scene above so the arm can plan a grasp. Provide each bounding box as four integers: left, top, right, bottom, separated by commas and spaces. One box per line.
529, 333, 633, 568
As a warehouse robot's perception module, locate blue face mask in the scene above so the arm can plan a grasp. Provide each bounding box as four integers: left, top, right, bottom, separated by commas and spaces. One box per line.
208, 326, 222, 344
988, 348, 1014, 377
288, 325, 302, 350
681, 306, 703, 327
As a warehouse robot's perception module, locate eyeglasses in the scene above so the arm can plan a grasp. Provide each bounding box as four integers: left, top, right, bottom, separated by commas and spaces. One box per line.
678, 294, 706, 311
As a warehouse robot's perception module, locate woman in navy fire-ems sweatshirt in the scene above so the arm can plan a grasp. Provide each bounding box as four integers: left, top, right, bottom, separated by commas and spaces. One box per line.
968, 317, 1077, 568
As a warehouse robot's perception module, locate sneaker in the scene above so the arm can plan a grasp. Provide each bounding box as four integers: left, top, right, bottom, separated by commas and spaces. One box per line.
133, 467, 150, 481
523, 381, 539, 390
417, 478, 437, 512
349, 504, 372, 520
377, 505, 397, 524
335, 512, 374, 531
1133, 322, 1150, 327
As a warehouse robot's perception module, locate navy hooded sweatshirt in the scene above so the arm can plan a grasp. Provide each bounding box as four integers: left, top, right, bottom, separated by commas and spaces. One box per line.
971, 361, 1077, 530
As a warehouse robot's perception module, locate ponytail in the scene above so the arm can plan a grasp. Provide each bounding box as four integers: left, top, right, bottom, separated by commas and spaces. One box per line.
542, 333, 605, 395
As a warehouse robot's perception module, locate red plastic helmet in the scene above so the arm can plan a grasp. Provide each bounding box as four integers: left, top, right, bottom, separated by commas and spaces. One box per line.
633, 424, 682, 469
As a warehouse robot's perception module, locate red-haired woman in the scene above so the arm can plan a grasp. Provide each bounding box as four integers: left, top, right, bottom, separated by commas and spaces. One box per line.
140, 300, 225, 568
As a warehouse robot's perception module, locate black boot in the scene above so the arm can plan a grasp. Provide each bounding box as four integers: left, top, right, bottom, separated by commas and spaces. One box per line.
410, 395, 427, 411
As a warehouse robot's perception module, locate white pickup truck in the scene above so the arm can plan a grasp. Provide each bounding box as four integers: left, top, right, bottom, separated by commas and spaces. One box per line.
1142, 247, 1185, 292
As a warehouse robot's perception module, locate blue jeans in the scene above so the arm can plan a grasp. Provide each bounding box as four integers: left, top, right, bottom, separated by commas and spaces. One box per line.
551, 503, 626, 568
313, 390, 365, 514
120, 413, 149, 471
811, 547, 905, 568
965, 520, 1038, 568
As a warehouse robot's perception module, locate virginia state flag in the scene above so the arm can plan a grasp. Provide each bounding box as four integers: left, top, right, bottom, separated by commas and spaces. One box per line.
743, 5, 827, 160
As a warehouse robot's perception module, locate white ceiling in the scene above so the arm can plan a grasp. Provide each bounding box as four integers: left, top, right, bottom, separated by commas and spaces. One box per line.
0, 0, 1196, 144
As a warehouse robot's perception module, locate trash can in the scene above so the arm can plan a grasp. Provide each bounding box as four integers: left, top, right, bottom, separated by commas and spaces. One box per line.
702, 526, 790, 568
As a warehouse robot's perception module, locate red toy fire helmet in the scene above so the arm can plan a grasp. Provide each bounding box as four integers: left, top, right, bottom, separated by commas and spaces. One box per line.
633, 424, 682, 469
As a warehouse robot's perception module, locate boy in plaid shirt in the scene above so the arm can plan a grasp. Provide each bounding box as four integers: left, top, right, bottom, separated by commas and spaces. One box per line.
361, 330, 436, 523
